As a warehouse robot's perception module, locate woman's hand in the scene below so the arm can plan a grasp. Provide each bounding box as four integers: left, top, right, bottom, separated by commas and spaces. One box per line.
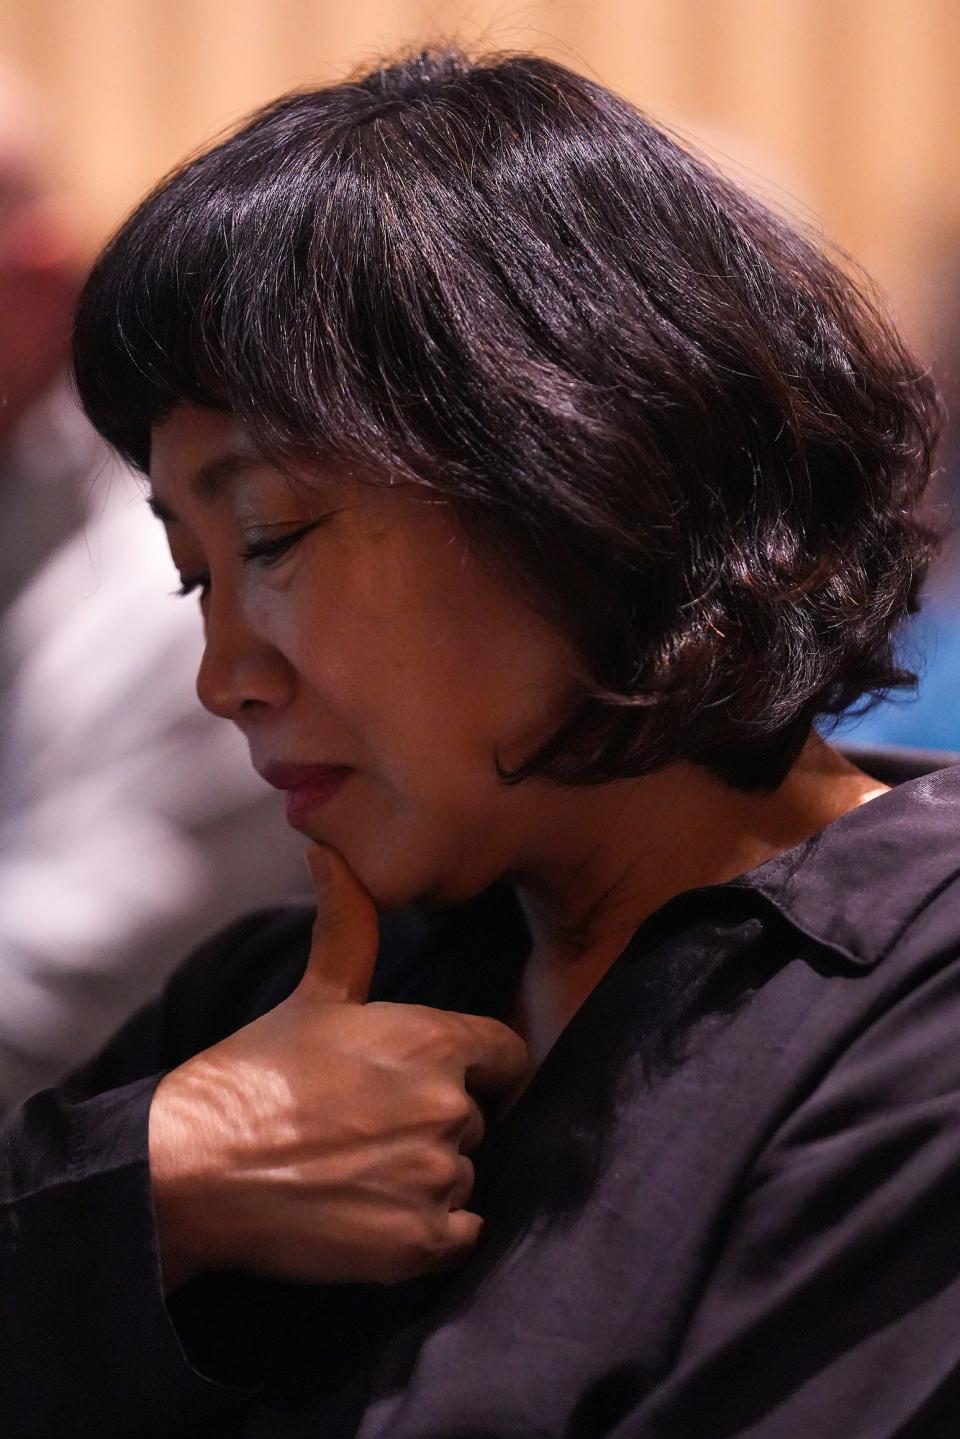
148, 846, 528, 1293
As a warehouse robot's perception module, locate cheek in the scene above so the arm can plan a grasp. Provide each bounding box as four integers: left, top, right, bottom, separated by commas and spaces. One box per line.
359, 612, 578, 815
269, 508, 579, 808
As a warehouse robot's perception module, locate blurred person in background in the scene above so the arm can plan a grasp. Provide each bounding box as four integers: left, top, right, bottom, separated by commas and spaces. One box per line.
0, 60, 306, 1109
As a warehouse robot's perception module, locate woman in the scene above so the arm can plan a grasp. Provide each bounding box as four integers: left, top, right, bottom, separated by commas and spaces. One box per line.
15, 45, 960, 1437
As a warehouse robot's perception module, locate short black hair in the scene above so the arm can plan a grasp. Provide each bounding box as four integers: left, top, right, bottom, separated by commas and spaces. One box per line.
72, 47, 940, 791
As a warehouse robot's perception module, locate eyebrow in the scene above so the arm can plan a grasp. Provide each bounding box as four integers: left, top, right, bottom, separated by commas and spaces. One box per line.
147, 451, 262, 523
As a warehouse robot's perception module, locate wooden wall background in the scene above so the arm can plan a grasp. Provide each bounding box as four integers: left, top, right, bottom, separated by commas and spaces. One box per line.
1, 0, 958, 355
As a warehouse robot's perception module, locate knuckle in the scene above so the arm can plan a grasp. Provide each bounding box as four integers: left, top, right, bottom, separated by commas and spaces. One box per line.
408, 1013, 460, 1059
448, 1206, 483, 1244
417, 1145, 459, 1195
459, 1117, 485, 1154
385, 1007, 452, 1061
451, 1157, 475, 1208
489, 1022, 527, 1069
481, 1013, 524, 1050
429, 1085, 471, 1130
421, 1212, 458, 1265
421, 1011, 459, 1054
392, 1215, 452, 1278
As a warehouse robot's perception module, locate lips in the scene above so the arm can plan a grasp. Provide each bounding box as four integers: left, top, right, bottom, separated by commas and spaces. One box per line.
259, 762, 353, 825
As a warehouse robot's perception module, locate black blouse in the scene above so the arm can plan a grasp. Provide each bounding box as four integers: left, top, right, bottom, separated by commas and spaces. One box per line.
4, 768, 960, 1436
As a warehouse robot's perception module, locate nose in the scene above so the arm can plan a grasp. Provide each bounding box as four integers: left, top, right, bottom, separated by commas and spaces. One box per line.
195, 587, 295, 723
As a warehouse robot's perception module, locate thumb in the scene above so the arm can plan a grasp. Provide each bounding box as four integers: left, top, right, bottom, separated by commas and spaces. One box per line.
297, 845, 381, 1004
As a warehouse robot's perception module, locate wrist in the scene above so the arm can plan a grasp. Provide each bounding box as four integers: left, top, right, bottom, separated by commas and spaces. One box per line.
148, 1067, 226, 1293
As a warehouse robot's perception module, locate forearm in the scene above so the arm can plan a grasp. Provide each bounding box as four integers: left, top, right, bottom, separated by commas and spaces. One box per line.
0, 1079, 255, 1438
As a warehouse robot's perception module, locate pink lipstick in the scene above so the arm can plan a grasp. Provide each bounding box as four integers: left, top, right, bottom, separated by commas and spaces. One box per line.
260, 763, 353, 825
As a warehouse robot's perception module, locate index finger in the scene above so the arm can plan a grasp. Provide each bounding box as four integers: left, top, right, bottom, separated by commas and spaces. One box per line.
452, 1014, 530, 1093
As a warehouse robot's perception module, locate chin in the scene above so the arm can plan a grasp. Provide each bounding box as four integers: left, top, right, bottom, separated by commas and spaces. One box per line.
371, 871, 471, 915
362, 847, 499, 915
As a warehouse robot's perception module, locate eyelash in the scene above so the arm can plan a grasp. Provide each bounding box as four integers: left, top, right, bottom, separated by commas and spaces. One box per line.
175, 521, 319, 600
239, 521, 319, 565
176, 575, 209, 600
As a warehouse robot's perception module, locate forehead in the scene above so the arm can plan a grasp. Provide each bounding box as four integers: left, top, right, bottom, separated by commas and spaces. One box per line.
149, 407, 303, 522
149, 408, 260, 488
148, 405, 419, 525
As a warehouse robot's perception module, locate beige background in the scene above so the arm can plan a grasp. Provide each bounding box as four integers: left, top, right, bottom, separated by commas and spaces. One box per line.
1, 0, 958, 354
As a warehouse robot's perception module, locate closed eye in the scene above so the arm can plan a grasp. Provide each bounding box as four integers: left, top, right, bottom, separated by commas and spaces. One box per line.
172, 518, 328, 600
174, 572, 210, 600
239, 520, 321, 566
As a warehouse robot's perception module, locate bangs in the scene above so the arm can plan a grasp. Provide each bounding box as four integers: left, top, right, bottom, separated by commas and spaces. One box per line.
72, 47, 940, 791
72, 71, 526, 491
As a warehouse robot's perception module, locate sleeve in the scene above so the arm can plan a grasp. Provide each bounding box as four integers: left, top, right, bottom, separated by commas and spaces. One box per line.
606, 912, 960, 1439
0, 1077, 255, 1438
0, 909, 313, 1439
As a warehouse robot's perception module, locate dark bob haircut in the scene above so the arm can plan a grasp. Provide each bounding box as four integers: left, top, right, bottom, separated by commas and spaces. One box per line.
72, 47, 940, 791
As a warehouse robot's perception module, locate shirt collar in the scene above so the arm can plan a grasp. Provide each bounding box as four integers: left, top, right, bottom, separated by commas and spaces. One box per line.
723, 763, 960, 967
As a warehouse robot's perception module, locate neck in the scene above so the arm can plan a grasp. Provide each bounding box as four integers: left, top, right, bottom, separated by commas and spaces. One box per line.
505, 737, 885, 1065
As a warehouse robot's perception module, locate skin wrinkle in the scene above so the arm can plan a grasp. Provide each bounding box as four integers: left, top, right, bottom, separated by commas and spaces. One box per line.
152, 407, 889, 1067
69, 48, 941, 1069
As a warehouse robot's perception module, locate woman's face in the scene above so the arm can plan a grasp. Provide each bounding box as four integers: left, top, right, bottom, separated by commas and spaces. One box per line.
150, 408, 583, 909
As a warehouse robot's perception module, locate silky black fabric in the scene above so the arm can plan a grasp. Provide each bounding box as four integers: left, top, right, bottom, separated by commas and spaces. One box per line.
5, 770, 960, 1435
